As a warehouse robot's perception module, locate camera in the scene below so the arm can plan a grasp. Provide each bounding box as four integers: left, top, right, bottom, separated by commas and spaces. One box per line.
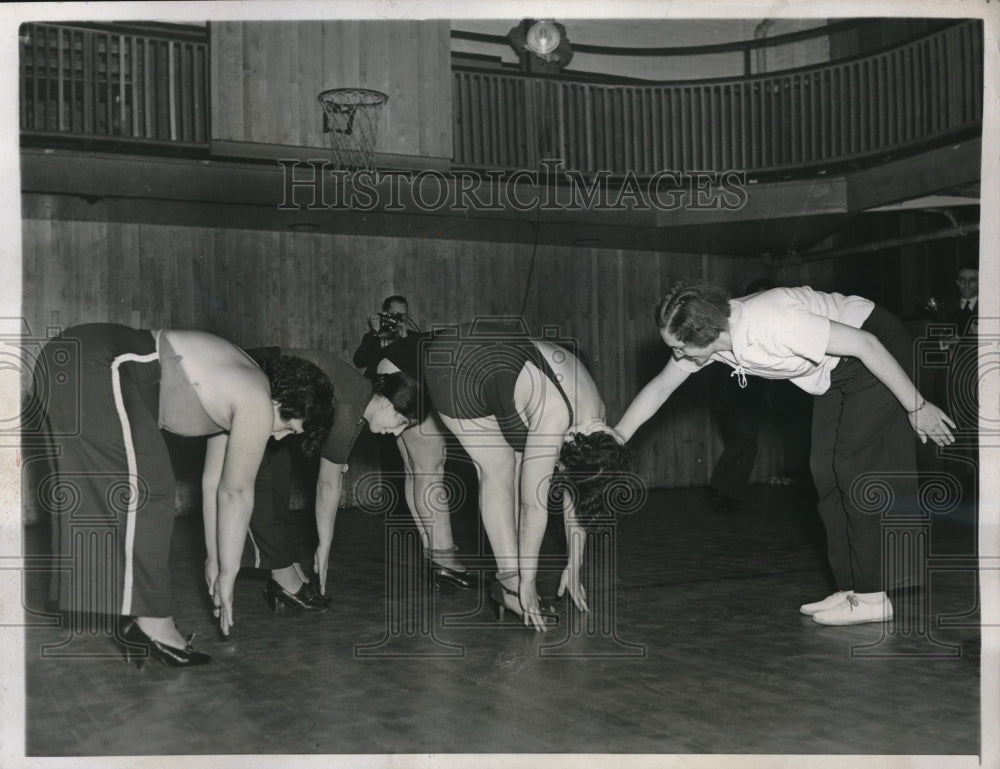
377, 311, 406, 338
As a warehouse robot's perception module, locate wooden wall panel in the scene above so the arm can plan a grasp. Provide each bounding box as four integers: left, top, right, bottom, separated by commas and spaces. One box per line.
23, 218, 787, 493
210, 20, 453, 161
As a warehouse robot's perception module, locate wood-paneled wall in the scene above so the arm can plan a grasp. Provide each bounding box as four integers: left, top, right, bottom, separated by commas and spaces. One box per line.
210, 21, 452, 160
22, 217, 785, 516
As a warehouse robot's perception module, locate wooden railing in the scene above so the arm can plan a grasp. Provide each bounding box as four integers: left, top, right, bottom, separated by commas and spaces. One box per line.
20, 22, 210, 147
452, 20, 983, 175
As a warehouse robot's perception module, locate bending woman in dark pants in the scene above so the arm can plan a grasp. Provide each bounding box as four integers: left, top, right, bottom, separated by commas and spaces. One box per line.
615, 281, 955, 626
240, 346, 473, 614
36, 324, 333, 665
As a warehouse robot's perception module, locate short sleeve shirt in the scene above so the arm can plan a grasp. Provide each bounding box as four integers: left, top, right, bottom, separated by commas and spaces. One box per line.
672, 286, 874, 395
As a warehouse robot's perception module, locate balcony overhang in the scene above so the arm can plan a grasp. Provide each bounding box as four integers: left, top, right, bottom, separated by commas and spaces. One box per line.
20, 137, 980, 255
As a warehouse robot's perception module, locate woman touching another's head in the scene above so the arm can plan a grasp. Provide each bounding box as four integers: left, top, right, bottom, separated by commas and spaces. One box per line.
556, 425, 633, 524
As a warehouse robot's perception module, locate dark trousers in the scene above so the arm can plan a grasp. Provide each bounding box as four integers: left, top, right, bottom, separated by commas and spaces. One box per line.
244, 439, 298, 571
944, 319, 979, 488
710, 378, 766, 499
809, 307, 919, 594
40, 324, 176, 618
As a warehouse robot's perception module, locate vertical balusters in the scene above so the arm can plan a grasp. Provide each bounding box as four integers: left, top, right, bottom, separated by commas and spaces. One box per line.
903, 43, 913, 145
44, 26, 54, 132
708, 84, 718, 171
118, 34, 127, 136
678, 86, 689, 170
847, 62, 857, 157
144, 37, 154, 139
130, 35, 139, 138
669, 86, 679, 171
790, 75, 800, 165
582, 83, 593, 172
718, 84, 728, 170
101, 32, 112, 136
193, 41, 205, 143
82, 28, 93, 134
968, 21, 983, 125
57, 27, 66, 132
167, 40, 177, 141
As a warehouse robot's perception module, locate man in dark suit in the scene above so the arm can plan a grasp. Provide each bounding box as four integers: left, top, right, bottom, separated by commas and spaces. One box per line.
939, 262, 979, 496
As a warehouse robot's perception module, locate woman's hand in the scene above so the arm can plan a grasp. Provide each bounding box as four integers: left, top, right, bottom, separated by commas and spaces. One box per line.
909, 401, 956, 446
313, 543, 332, 597
213, 571, 237, 637
518, 580, 550, 633
558, 566, 589, 613
204, 558, 219, 601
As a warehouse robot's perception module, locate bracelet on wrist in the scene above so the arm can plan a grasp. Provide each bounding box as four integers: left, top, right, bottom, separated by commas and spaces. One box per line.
908, 399, 927, 414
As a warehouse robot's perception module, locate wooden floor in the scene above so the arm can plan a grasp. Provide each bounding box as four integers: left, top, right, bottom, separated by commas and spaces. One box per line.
21, 484, 980, 757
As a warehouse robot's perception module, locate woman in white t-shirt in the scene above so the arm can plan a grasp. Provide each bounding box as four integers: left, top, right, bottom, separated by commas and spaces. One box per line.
615, 280, 955, 626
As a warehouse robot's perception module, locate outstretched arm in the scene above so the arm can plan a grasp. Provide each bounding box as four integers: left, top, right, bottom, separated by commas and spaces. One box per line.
313, 457, 345, 595
826, 322, 955, 445
516, 426, 563, 632
201, 433, 226, 607
614, 358, 692, 442
213, 397, 273, 635
558, 490, 589, 612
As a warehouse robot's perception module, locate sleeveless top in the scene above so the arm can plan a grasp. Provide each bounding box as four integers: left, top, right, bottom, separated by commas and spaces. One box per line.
155, 331, 228, 436
421, 322, 575, 453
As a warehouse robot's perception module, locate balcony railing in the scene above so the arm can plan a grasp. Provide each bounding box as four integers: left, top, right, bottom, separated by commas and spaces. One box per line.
452, 20, 983, 176
20, 22, 210, 147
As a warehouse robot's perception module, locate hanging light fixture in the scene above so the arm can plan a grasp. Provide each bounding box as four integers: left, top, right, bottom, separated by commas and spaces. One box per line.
525, 20, 562, 56
508, 19, 573, 73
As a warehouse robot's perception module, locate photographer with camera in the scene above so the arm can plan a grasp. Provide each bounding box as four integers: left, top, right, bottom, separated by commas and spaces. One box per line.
353, 295, 414, 378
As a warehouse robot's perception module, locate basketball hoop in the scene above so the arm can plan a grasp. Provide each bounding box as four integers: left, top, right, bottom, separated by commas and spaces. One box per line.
317, 88, 388, 175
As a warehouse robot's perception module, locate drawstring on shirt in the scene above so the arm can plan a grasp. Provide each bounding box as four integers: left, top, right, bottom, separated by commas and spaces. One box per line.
730, 364, 748, 389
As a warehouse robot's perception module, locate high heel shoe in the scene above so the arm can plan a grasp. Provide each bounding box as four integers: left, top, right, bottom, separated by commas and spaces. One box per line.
429, 545, 478, 590
264, 578, 330, 614
305, 577, 333, 606
433, 564, 478, 590
120, 620, 212, 669
488, 573, 558, 626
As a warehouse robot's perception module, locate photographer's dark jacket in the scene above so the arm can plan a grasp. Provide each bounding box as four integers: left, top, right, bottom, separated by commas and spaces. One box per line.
352, 331, 384, 378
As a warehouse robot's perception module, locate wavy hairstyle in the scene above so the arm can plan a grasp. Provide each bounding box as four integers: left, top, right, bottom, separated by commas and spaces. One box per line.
261, 355, 335, 456
553, 431, 632, 524
655, 279, 732, 347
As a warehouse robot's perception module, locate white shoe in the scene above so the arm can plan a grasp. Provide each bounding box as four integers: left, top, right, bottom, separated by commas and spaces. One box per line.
812, 592, 893, 626
799, 590, 853, 616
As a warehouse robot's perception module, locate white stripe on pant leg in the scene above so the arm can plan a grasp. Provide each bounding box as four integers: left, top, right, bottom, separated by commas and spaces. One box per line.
111, 352, 160, 616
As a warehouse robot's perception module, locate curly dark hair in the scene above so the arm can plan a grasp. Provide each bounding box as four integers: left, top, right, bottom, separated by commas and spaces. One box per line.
261, 356, 335, 456
553, 431, 632, 525
372, 371, 422, 422
655, 279, 732, 347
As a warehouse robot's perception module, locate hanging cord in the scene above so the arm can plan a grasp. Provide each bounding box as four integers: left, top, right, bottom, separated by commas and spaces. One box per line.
513, 182, 546, 605
518, 184, 545, 318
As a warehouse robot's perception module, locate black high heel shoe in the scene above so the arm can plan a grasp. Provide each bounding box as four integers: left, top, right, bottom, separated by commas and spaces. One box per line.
305, 577, 333, 606
488, 573, 558, 626
429, 545, 478, 590
121, 621, 212, 669
264, 578, 330, 614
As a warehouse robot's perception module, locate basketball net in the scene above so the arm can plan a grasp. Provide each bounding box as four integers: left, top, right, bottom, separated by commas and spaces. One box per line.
317, 88, 388, 175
